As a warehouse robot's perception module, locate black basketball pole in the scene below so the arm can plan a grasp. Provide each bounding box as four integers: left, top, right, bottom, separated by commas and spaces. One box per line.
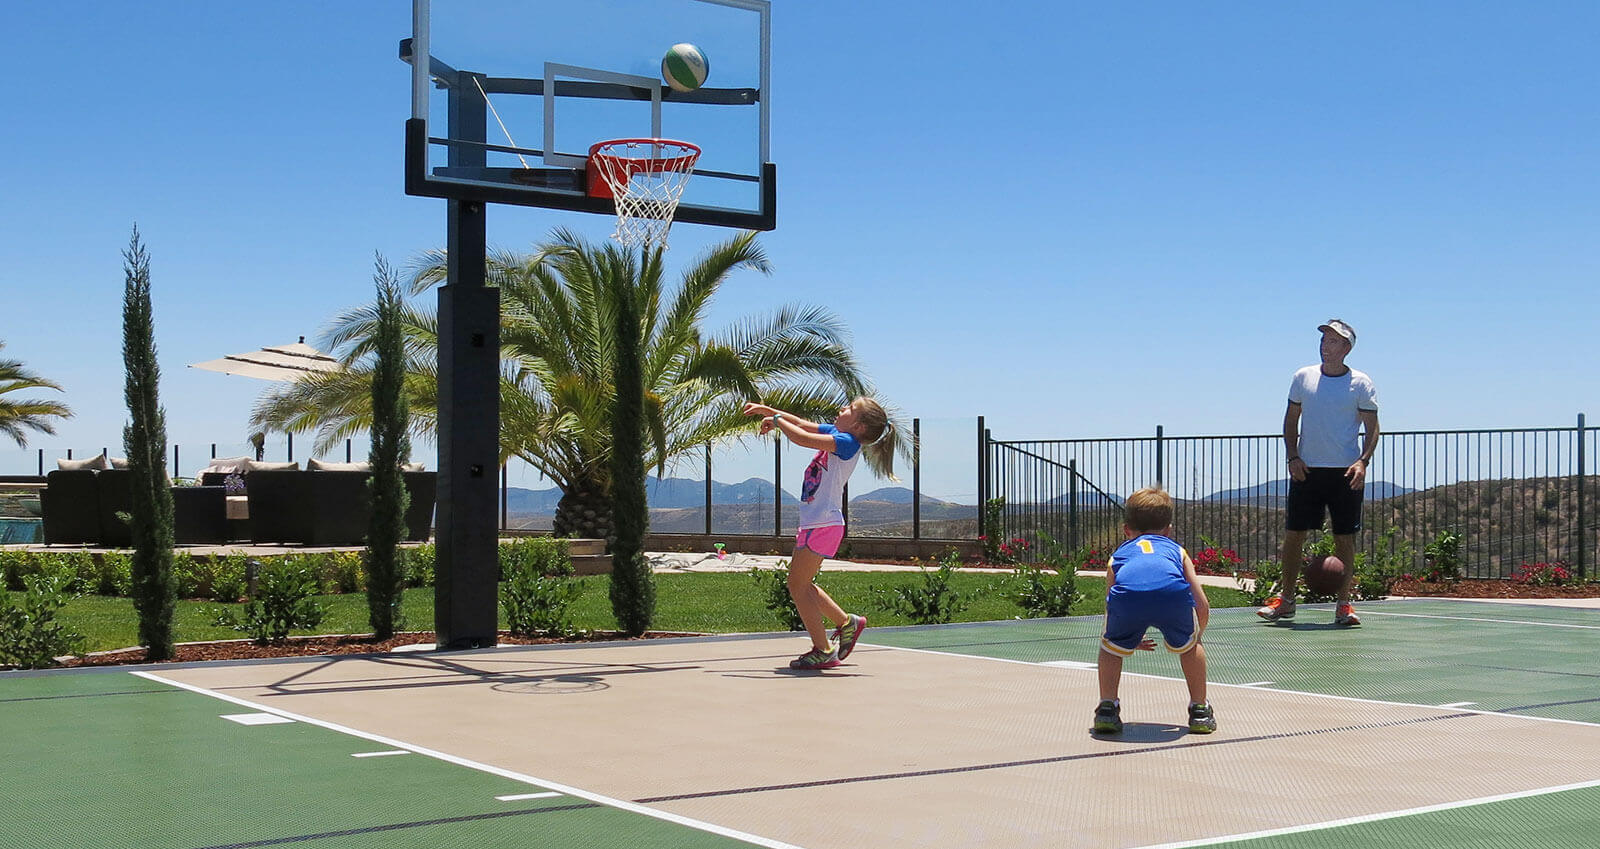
433, 71, 501, 649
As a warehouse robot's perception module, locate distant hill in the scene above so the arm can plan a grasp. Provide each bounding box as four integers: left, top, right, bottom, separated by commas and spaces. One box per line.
500, 478, 973, 534
1202, 478, 1414, 506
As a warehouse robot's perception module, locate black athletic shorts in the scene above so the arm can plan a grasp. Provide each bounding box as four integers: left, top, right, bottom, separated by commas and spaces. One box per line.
1285, 467, 1364, 535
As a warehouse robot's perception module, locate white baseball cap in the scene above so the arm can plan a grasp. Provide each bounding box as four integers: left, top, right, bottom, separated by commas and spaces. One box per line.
1318, 319, 1356, 345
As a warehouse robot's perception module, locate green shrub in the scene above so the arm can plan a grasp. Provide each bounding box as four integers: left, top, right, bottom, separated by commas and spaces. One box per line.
500, 553, 582, 638
1422, 530, 1465, 582
1238, 559, 1280, 606
326, 550, 365, 595
0, 549, 32, 591
0, 572, 86, 669
209, 554, 248, 602
172, 551, 202, 598
1009, 533, 1082, 618
870, 549, 975, 625
499, 537, 573, 579
749, 562, 804, 631
402, 543, 435, 588
214, 560, 325, 644
95, 551, 134, 596
1354, 526, 1412, 601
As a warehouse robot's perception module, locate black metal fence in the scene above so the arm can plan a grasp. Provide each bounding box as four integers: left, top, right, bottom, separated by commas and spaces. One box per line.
982, 416, 1596, 580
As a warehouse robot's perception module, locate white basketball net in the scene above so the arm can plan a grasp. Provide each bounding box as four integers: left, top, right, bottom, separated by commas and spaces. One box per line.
588, 139, 701, 249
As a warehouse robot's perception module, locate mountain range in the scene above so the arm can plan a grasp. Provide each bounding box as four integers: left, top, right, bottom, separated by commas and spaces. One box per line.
503, 476, 965, 514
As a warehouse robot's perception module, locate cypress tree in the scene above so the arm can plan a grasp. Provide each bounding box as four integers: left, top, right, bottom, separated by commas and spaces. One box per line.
365, 255, 411, 639
607, 247, 656, 636
122, 226, 176, 660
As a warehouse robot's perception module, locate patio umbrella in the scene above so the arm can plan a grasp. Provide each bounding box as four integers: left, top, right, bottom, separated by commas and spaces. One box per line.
189, 337, 340, 382
189, 337, 341, 463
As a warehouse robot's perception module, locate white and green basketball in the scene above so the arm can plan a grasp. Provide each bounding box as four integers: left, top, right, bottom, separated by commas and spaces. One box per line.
662, 43, 709, 92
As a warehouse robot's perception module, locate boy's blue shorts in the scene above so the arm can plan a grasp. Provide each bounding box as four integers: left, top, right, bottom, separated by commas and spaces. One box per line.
1101, 585, 1199, 656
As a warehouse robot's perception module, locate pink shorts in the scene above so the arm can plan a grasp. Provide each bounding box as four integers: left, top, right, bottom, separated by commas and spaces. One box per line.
795, 525, 846, 558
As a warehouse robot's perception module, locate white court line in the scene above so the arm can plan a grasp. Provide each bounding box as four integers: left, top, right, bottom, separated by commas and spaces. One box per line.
132, 671, 806, 849
1237, 682, 1275, 688
352, 750, 410, 758
1439, 702, 1477, 708
222, 713, 294, 726
1128, 778, 1600, 849
1040, 660, 1096, 670
497, 792, 562, 802
874, 643, 1600, 728
1360, 610, 1600, 630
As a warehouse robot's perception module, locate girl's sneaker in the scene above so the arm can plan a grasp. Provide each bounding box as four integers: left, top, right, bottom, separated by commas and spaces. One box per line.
789, 647, 840, 670
1092, 699, 1123, 734
1188, 702, 1217, 734
833, 614, 868, 660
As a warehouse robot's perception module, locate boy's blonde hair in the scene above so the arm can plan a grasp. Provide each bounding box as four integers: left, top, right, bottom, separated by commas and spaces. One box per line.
1124, 486, 1173, 533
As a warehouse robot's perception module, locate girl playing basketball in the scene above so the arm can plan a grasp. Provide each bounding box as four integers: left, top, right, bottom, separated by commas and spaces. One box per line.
743, 397, 893, 669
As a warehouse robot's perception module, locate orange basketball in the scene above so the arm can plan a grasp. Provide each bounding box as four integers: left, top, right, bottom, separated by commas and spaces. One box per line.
1303, 554, 1348, 595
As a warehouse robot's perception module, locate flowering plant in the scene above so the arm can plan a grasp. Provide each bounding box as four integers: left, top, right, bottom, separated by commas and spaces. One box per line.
223, 474, 246, 495
1191, 535, 1242, 576
1509, 561, 1580, 587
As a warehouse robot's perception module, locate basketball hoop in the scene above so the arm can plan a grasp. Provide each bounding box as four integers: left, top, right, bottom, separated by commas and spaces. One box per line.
586, 138, 701, 249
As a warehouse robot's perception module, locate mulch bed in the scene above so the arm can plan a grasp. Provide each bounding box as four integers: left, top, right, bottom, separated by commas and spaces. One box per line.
1388, 579, 1597, 600
61, 630, 707, 669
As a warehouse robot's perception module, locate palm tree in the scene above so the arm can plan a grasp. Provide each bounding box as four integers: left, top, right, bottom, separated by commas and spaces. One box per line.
0, 341, 73, 447
250, 229, 907, 541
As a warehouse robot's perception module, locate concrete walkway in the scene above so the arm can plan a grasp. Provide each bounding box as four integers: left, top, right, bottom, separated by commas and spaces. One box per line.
647, 550, 1250, 590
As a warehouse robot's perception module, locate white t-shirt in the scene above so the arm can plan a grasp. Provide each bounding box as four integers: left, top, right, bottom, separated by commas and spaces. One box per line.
796, 423, 862, 529
1288, 365, 1378, 468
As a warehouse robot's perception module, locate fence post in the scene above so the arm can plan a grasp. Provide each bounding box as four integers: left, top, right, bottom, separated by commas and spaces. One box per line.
210, 443, 217, 460
774, 434, 782, 537
346, 438, 353, 463
1155, 425, 1165, 486
287, 432, 294, 463
976, 415, 987, 539
704, 443, 712, 536
1068, 459, 1079, 552
173, 444, 179, 477
1579, 413, 1587, 580
37, 448, 43, 476
912, 417, 921, 541
500, 463, 508, 531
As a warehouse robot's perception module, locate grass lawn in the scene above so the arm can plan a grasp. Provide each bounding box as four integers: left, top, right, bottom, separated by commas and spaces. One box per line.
38, 572, 1254, 654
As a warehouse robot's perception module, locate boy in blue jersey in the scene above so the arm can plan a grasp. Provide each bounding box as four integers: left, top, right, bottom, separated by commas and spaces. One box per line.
1093, 487, 1215, 735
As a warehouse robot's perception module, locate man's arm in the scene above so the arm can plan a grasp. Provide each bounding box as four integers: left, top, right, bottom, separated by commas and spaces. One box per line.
1347, 409, 1380, 489
1283, 401, 1306, 481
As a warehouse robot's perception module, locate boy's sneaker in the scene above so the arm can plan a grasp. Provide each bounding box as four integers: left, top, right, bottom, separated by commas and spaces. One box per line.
1335, 603, 1362, 627
833, 614, 868, 660
1256, 596, 1296, 621
789, 647, 840, 670
1188, 702, 1217, 734
1092, 699, 1123, 734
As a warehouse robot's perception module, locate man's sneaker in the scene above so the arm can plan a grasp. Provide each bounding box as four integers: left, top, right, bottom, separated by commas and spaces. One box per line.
789, 647, 840, 670
1335, 603, 1362, 627
1256, 596, 1296, 622
1092, 699, 1123, 734
1188, 702, 1217, 734
833, 614, 867, 660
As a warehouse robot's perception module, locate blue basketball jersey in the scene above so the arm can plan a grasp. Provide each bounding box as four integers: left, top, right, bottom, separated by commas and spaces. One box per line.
1109, 534, 1190, 593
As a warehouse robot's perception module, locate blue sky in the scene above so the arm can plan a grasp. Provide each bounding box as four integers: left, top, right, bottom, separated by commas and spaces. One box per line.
2, 1, 1597, 501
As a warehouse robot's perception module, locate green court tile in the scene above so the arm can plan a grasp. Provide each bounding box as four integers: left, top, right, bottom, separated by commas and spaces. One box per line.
863, 601, 1600, 723
1186, 784, 1600, 849
0, 671, 759, 849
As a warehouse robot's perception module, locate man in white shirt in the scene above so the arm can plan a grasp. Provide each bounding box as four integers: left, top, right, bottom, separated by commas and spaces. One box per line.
1258, 319, 1379, 628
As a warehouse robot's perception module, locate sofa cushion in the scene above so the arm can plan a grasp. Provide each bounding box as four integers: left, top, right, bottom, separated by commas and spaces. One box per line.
244, 459, 300, 473
197, 455, 252, 477
402, 462, 426, 472
57, 455, 108, 471
308, 459, 371, 472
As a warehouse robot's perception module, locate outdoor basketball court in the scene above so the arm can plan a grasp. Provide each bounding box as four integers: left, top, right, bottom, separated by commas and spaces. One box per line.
4, 598, 1598, 848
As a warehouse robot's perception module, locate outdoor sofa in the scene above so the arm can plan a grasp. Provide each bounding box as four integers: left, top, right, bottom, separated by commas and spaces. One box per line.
199, 468, 436, 546
40, 469, 228, 546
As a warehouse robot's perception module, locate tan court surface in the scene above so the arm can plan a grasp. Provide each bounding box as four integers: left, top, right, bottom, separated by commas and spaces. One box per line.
150, 629, 1600, 849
